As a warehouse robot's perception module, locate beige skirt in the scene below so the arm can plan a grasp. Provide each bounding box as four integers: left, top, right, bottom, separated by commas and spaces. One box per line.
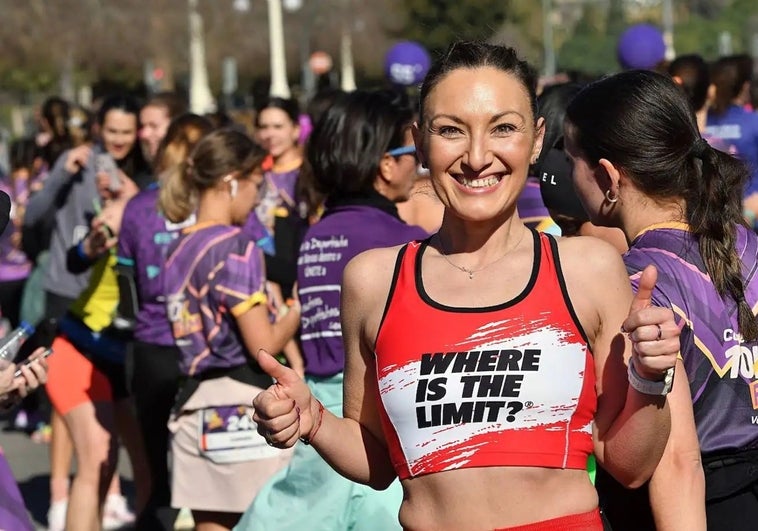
168, 376, 292, 513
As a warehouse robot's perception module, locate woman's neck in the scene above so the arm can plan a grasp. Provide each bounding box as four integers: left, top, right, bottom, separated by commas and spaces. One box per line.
438, 208, 525, 256
273, 147, 302, 171
618, 196, 686, 244
695, 107, 708, 133
195, 192, 232, 226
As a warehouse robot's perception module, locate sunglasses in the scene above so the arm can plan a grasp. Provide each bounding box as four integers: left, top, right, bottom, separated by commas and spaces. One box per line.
386, 145, 417, 158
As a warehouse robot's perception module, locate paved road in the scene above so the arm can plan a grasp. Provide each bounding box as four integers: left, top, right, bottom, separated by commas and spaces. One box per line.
0, 423, 134, 530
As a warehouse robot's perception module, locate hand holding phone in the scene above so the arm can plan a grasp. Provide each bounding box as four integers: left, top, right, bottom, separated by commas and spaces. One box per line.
14, 348, 53, 378
95, 153, 122, 193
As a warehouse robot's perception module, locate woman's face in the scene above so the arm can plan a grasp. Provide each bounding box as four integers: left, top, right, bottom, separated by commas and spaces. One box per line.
415, 67, 543, 223
230, 168, 265, 225
382, 128, 419, 203
139, 104, 171, 160
256, 108, 300, 160
101, 109, 138, 161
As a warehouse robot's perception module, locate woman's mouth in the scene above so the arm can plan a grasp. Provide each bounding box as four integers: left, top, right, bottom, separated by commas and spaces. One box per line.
454, 174, 503, 189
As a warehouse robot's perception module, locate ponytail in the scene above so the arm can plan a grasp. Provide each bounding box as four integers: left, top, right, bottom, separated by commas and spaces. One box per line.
159, 159, 196, 223
687, 142, 758, 341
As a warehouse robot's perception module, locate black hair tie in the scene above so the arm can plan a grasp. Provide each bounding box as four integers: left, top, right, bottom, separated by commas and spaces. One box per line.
691, 137, 710, 159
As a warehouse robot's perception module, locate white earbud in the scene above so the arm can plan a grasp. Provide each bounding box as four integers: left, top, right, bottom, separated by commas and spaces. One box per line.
230, 179, 238, 198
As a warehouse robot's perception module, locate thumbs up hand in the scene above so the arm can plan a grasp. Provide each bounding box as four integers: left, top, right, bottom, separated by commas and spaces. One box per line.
252, 348, 316, 448
621, 265, 680, 380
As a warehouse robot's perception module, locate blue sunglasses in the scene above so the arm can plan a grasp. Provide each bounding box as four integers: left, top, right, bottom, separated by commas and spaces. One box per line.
386, 145, 417, 157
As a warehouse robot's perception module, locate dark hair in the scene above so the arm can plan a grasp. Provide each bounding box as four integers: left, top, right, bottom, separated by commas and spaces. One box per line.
97, 93, 142, 127
255, 97, 300, 126
306, 88, 345, 126
535, 82, 582, 167
9, 138, 39, 172
97, 93, 151, 186
566, 70, 757, 340
306, 89, 413, 198
40, 96, 73, 168
668, 54, 710, 112
159, 128, 266, 222
419, 41, 539, 125
144, 91, 188, 120
710, 55, 753, 115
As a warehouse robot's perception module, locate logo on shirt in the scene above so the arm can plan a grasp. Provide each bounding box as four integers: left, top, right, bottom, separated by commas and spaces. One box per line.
167, 293, 201, 338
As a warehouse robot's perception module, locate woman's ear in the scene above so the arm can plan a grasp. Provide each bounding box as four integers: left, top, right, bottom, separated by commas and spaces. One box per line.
531, 117, 546, 165
378, 154, 394, 183
411, 122, 428, 169
597, 158, 622, 196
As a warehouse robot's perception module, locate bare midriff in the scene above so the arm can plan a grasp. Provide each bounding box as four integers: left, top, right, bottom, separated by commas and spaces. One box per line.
397, 466, 598, 531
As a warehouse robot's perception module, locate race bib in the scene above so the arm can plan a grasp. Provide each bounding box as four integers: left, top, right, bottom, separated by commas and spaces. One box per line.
197, 405, 280, 464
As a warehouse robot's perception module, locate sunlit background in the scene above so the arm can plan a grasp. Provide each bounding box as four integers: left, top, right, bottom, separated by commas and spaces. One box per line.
0, 0, 755, 134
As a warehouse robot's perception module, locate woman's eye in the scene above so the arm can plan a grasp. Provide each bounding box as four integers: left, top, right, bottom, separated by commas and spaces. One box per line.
438, 126, 462, 137
493, 124, 516, 135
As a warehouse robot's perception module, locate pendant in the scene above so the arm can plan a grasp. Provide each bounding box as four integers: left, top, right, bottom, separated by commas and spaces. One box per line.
468, 271, 474, 280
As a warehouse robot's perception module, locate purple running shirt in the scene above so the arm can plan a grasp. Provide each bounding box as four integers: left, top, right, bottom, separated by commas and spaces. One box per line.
117, 186, 195, 345
164, 223, 267, 376
624, 222, 758, 454
297, 202, 428, 377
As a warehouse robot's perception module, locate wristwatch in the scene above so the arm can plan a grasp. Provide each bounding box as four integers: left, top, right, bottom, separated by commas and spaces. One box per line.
627, 361, 675, 396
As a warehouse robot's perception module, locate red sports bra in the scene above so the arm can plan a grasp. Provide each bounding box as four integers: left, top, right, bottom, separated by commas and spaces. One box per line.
374, 231, 596, 480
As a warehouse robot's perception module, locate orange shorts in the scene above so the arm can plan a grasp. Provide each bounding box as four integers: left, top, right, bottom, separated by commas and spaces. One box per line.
494, 508, 603, 531
45, 336, 113, 416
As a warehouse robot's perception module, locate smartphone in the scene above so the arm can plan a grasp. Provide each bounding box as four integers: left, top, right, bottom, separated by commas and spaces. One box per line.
95, 153, 122, 193
14, 348, 53, 378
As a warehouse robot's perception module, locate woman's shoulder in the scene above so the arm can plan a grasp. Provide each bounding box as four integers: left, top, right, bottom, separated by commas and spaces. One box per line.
553, 234, 630, 294
344, 243, 409, 288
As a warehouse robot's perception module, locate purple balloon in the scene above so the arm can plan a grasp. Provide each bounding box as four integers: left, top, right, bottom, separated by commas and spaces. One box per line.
617, 24, 666, 70
385, 41, 431, 86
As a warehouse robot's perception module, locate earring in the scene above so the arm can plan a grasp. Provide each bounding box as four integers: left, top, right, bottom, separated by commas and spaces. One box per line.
604, 189, 618, 203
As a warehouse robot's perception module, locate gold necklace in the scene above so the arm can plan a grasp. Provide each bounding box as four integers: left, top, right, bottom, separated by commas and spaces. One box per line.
435, 230, 527, 280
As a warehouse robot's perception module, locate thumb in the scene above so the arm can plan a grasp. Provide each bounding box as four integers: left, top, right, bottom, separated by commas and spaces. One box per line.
256, 348, 301, 386
630, 264, 658, 315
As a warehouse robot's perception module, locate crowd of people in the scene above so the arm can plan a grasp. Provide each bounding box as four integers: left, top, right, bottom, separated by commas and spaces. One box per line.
0, 37, 757, 531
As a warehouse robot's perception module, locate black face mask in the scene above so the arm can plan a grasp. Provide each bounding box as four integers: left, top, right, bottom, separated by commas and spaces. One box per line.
0, 191, 10, 235
536, 146, 589, 222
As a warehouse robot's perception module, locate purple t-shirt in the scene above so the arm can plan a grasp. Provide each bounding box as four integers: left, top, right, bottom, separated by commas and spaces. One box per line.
164, 224, 266, 376
706, 105, 758, 195
297, 202, 428, 377
625, 224, 758, 454
117, 186, 195, 345
0, 179, 31, 282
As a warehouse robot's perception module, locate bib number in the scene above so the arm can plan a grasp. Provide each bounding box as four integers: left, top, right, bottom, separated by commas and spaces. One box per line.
197, 405, 280, 464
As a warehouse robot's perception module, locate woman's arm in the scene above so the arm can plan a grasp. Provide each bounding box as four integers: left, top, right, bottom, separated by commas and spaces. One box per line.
649, 360, 706, 531
236, 300, 301, 357
24, 145, 91, 225
252, 247, 400, 489
561, 237, 677, 487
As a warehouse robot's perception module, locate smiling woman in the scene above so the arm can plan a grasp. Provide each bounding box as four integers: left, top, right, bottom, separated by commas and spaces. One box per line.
251, 41, 682, 531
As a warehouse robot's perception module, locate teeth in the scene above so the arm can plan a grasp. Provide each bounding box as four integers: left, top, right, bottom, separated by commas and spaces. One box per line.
457, 175, 501, 188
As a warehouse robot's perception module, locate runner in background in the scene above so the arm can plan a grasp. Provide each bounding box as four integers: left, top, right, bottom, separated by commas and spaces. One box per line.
238, 89, 427, 531
118, 113, 213, 531
160, 129, 301, 531
138, 92, 188, 165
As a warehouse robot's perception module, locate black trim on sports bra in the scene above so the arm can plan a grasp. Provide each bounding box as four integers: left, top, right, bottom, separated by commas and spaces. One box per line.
414, 229, 542, 313
547, 234, 593, 349
372, 241, 419, 351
